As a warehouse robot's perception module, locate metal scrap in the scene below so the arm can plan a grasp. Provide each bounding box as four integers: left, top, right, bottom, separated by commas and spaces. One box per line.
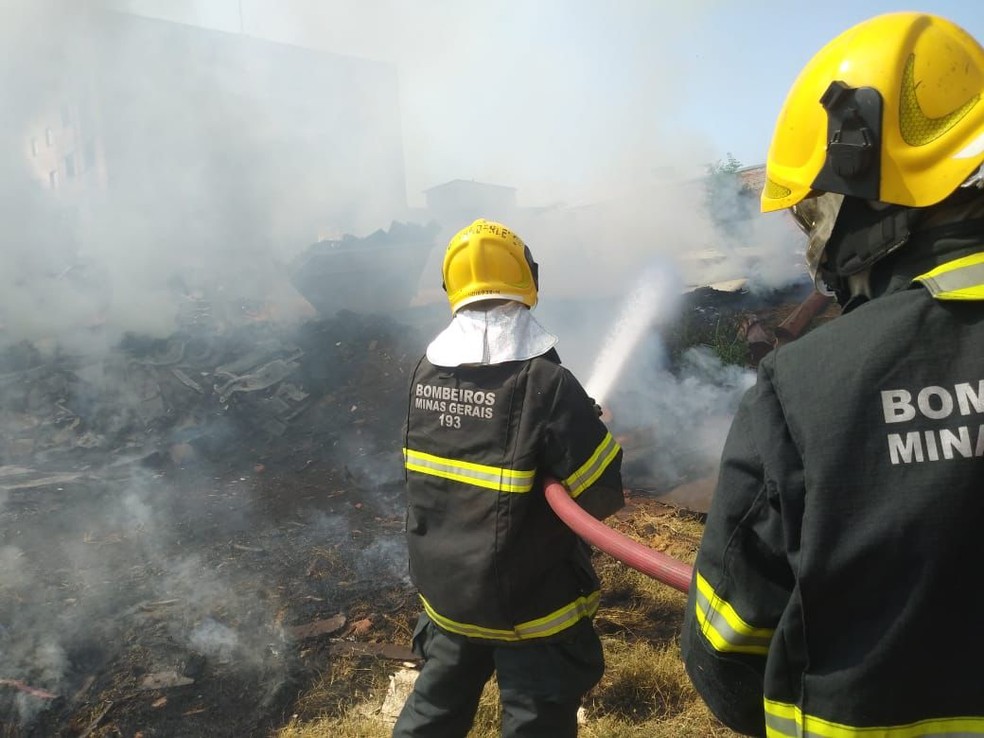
328, 642, 420, 663
139, 671, 195, 690
0, 678, 58, 700
774, 290, 834, 345
171, 367, 204, 394
289, 220, 439, 317
0, 305, 414, 471
287, 613, 347, 641
0, 466, 88, 492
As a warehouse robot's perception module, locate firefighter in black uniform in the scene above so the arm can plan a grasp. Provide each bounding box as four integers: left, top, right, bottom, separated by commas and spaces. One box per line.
681, 11, 984, 738
393, 219, 624, 737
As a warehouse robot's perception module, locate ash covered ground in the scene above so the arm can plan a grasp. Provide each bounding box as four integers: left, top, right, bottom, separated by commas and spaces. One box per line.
1, 309, 426, 737
0, 285, 820, 737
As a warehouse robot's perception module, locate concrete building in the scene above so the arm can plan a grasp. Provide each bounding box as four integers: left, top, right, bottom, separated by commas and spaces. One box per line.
111, 12, 405, 244
6, 8, 411, 336
423, 179, 519, 231
17, 9, 407, 252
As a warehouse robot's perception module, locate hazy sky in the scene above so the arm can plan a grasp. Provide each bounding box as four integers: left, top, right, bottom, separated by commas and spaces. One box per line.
109, 1, 984, 206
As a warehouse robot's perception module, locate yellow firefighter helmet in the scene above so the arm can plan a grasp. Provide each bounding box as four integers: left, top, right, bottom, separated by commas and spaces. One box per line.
762, 11, 984, 213
442, 219, 539, 313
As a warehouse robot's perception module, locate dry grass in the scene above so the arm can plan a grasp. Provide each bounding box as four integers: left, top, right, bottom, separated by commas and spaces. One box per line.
287, 651, 395, 723
275, 500, 740, 738
278, 713, 386, 738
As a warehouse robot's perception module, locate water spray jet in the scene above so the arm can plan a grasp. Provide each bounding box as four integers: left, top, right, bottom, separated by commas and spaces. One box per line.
585, 269, 677, 407
549, 268, 694, 591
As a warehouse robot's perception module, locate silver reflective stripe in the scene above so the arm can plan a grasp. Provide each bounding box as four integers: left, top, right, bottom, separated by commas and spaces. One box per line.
917, 261, 984, 297
514, 592, 599, 638
403, 448, 535, 493
564, 432, 621, 498
695, 578, 773, 652
764, 709, 800, 737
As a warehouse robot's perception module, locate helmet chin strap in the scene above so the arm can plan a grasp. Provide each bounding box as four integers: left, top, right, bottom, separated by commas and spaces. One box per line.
826, 270, 873, 312
817, 197, 920, 302
844, 270, 872, 305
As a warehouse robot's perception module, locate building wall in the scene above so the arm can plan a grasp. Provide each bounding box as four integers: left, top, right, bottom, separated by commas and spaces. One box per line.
3, 9, 410, 339
88, 11, 407, 254
424, 180, 518, 234
14, 9, 407, 254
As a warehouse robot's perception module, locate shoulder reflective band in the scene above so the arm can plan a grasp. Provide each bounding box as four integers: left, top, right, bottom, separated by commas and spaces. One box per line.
914, 252, 984, 300
765, 698, 984, 737
694, 571, 774, 655
420, 590, 600, 641
403, 448, 535, 493
563, 432, 621, 498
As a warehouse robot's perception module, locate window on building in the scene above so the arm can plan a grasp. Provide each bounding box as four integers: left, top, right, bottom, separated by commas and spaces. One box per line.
31, 138, 38, 156
65, 154, 76, 178
49, 170, 58, 189
45, 128, 53, 146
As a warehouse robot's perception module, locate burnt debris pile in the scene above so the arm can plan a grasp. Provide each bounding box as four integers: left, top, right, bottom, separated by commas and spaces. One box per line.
290, 221, 440, 318
0, 272, 838, 734
0, 309, 426, 736
0, 310, 426, 485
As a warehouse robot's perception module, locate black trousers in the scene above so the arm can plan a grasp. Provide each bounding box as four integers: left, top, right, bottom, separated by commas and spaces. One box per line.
392, 613, 605, 738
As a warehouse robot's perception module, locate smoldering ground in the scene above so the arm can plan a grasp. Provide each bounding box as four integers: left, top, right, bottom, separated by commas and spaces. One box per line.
0, 311, 418, 730
1, 469, 283, 725
1, 8, 410, 722
0, 1, 809, 733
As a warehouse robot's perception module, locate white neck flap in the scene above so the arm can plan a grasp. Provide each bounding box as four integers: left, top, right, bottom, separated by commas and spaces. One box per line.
426, 301, 558, 367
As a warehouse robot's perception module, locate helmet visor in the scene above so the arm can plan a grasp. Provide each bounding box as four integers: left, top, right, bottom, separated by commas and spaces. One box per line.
791, 192, 845, 295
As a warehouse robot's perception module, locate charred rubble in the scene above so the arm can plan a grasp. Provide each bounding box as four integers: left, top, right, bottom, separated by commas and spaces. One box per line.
0, 311, 423, 479
0, 300, 433, 737
0, 259, 836, 735
2, 219, 443, 481
0, 222, 450, 736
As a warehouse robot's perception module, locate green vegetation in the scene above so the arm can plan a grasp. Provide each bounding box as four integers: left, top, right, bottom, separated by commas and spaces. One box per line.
663, 308, 751, 369
704, 152, 757, 236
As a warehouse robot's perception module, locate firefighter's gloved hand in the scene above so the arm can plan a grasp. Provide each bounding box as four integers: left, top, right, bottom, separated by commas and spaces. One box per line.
588, 398, 603, 417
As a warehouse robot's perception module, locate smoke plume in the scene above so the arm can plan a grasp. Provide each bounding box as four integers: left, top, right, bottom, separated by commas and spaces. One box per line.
0, 0, 809, 730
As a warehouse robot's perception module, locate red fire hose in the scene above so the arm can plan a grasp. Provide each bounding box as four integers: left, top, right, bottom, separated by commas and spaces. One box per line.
544, 478, 693, 593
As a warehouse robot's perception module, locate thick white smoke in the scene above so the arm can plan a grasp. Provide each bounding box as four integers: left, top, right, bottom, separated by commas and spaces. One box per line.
0, 0, 811, 730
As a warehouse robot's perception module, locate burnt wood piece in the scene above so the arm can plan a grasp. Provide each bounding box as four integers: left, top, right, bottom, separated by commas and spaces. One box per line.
774, 290, 834, 345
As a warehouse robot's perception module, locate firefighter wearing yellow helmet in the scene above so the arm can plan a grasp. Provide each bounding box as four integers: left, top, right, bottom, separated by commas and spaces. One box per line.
442, 219, 539, 313
683, 12, 984, 737
395, 219, 623, 737
764, 11, 984, 304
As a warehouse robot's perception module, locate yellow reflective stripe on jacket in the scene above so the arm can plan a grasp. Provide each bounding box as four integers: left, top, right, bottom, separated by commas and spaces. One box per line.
914, 252, 984, 300
765, 698, 984, 737
694, 571, 774, 655
563, 431, 621, 498
403, 448, 535, 493
420, 591, 600, 642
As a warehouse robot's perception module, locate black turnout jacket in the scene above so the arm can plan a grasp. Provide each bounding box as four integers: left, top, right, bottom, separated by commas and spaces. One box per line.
682, 221, 984, 736
403, 350, 623, 643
